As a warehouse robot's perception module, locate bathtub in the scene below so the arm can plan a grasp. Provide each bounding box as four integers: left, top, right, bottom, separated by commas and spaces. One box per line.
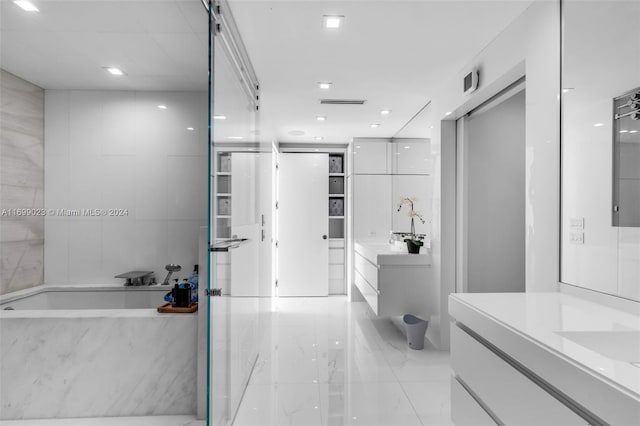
0, 285, 198, 421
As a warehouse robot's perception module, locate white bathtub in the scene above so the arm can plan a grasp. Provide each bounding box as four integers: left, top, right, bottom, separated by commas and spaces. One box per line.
0, 285, 198, 421
0, 284, 169, 310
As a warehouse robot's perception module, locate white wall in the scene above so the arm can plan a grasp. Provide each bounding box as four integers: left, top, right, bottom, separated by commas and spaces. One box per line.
44, 90, 208, 285
431, 0, 560, 348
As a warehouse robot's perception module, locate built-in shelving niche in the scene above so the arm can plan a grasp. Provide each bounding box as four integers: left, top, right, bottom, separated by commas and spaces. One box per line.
328, 154, 345, 239
215, 153, 232, 239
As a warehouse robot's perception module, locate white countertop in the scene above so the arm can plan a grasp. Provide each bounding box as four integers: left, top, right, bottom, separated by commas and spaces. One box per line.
354, 241, 430, 266
450, 292, 640, 399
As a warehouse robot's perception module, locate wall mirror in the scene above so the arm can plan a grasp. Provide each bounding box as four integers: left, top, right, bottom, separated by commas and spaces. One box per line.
561, 0, 640, 301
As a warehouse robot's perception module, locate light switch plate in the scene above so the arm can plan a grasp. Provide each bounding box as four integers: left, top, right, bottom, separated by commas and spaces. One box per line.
569, 217, 584, 230
570, 232, 584, 244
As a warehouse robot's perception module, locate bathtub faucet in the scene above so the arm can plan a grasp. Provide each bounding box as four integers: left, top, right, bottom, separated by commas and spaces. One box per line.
114, 271, 154, 286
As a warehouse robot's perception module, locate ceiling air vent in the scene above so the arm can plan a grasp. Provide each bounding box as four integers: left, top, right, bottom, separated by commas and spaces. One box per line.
320, 99, 367, 105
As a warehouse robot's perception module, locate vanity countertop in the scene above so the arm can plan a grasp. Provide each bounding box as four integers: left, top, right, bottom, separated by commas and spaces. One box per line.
354, 241, 430, 266
449, 292, 640, 422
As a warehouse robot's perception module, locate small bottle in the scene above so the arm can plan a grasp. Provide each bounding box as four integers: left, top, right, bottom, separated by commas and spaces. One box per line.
188, 264, 199, 303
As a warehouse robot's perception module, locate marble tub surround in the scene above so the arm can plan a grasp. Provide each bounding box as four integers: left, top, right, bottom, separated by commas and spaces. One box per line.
0, 309, 197, 419
0, 69, 45, 295
0, 415, 204, 426
449, 292, 640, 425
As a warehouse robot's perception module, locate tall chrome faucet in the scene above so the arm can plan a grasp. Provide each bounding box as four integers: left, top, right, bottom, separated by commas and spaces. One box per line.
162, 264, 182, 285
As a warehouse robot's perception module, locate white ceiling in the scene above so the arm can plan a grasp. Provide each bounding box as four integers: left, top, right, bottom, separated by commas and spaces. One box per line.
0, 0, 534, 142
228, 0, 535, 143
0, 0, 208, 91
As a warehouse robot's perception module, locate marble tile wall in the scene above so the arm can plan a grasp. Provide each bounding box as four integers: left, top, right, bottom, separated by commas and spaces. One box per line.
0, 312, 197, 419
0, 69, 45, 295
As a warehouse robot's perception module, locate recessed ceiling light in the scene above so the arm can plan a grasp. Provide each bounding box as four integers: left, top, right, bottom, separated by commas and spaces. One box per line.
314, 149, 320, 152
104, 67, 124, 76
619, 130, 629, 133
356, 145, 361, 149
429, 125, 434, 129
316, 116, 327, 121
14, 1, 38, 12
445, 111, 452, 116
157, 105, 167, 110
187, 127, 194, 131
562, 88, 575, 93
213, 115, 227, 120
226, 136, 243, 140
370, 123, 380, 128
593, 123, 604, 127
404, 146, 410, 149
380, 109, 391, 115
630, 130, 638, 134
315, 136, 323, 141
323, 15, 344, 29
318, 82, 332, 90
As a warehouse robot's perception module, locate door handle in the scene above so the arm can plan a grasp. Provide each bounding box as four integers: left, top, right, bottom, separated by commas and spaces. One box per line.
322, 235, 328, 240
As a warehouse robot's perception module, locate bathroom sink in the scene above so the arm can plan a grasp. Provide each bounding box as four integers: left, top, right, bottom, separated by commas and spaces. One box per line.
555, 330, 640, 364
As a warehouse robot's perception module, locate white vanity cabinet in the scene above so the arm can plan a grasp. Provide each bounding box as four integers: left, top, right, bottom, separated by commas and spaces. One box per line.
354, 242, 432, 316
449, 293, 640, 426
451, 326, 587, 425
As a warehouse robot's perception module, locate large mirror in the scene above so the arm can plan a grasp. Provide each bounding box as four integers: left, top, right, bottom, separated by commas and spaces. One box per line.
561, 0, 640, 301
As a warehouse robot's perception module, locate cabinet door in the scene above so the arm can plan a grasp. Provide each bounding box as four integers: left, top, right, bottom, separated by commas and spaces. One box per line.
353, 142, 388, 174
393, 141, 431, 175
353, 175, 392, 240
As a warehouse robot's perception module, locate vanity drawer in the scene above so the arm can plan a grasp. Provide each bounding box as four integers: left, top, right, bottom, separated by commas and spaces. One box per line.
329, 249, 345, 264
329, 264, 344, 279
354, 270, 378, 315
451, 376, 496, 425
215, 252, 230, 265
329, 239, 345, 248
451, 325, 588, 425
215, 264, 230, 280
354, 252, 378, 291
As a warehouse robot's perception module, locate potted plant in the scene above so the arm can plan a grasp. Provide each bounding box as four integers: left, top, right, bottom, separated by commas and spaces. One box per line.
404, 237, 424, 254
397, 196, 426, 254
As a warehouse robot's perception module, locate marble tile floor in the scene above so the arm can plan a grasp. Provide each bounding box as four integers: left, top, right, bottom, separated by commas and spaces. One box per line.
233, 297, 453, 426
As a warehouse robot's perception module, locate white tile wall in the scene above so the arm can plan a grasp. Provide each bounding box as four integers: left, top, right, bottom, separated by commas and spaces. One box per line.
44, 90, 208, 285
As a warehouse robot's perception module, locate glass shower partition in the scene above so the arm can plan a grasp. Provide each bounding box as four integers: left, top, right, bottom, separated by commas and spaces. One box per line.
206, 1, 272, 424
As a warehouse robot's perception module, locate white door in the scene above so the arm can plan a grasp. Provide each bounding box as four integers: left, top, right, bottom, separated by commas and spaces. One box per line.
278, 153, 328, 296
